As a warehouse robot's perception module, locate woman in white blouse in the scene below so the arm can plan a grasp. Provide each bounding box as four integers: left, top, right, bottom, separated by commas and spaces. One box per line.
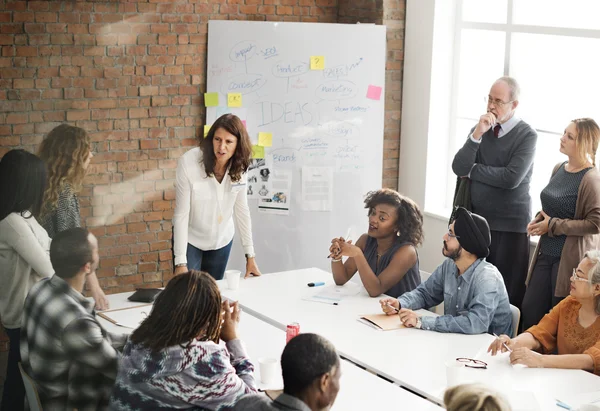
173, 114, 261, 280
0, 149, 54, 411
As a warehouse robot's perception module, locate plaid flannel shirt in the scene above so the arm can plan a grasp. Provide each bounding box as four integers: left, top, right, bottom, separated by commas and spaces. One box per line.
20, 275, 126, 411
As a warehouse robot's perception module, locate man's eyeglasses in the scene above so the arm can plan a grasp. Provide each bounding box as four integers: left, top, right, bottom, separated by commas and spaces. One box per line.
571, 268, 589, 282
483, 96, 514, 107
447, 230, 460, 239
456, 357, 487, 369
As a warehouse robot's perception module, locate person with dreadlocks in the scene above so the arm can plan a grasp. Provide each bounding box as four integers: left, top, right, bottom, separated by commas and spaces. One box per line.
109, 270, 257, 410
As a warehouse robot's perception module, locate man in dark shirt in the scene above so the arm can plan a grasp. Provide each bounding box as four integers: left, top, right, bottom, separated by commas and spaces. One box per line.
452, 76, 537, 308
234, 333, 341, 411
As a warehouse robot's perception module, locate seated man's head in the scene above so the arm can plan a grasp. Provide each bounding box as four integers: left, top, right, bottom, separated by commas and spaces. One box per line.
281, 333, 341, 410
571, 250, 600, 313
444, 207, 491, 261
50, 227, 99, 284
444, 383, 510, 411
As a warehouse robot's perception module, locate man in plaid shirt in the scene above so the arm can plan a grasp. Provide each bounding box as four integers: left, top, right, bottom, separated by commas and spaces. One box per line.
20, 228, 126, 410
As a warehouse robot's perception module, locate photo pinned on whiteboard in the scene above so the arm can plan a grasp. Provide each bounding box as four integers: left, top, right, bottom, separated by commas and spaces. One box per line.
258, 169, 292, 215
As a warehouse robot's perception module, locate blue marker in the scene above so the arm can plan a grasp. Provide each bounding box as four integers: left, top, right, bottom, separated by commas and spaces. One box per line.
307, 282, 325, 287
555, 400, 571, 410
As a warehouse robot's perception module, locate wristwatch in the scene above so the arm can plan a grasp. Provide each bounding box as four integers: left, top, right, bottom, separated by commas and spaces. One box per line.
415, 317, 422, 329
245, 253, 255, 259
175, 263, 187, 268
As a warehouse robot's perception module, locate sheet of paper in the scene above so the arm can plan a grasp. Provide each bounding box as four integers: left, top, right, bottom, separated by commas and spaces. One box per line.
227, 92, 242, 107
258, 169, 292, 215
366, 85, 382, 100
310, 56, 325, 70
301, 167, 333, 211
303, 283, 361, 304
98, 305, 151, 330
258, 132, 273, 147
204, 124, 211, 137
252, 145, 265, 159
246, 157, 271, 200
204, 92, 219, 107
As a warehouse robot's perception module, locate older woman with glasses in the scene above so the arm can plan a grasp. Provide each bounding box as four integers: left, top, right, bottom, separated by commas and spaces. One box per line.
488, 250, 600, 375
522, 118, 600, 330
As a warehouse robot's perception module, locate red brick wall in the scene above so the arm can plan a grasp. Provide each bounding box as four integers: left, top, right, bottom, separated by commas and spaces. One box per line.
0, 0, 405, 293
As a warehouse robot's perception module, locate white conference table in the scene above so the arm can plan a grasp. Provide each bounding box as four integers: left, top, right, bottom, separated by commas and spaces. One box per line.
217, 267, 600, 411
99, 291, 442, 411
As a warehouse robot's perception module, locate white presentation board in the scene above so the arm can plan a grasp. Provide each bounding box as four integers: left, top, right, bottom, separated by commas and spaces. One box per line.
207, 20, 386, 274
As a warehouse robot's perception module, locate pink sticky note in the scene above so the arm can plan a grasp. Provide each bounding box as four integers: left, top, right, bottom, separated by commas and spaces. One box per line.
366, 85, 382, 100
242, 120, 247, 128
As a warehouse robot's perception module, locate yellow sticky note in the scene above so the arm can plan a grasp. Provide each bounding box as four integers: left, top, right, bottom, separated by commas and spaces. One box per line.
204, 124, 211, 137
251, 145, 265, 159
227, 93, 242, 107
258, 132, 272, 147
204, 92, 219, 107
310, 56, 325, 70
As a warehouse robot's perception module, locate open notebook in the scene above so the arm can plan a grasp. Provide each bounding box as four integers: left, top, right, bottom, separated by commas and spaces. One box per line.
358, 313, 405, 331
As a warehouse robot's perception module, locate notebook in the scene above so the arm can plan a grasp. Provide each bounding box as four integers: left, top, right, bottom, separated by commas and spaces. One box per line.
358, 313, 405, 331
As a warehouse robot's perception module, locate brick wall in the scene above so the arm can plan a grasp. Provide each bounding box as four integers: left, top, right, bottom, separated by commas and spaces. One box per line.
0, 0, 405, 293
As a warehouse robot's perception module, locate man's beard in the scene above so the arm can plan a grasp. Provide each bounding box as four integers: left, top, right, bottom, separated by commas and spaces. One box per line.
443, 241, 463, 261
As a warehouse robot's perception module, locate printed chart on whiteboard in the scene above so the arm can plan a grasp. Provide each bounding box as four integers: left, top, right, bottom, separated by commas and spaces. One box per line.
206, 21, 386, 274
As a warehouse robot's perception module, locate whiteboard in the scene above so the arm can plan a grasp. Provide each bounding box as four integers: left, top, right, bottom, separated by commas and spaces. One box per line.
207, 21, 386, 274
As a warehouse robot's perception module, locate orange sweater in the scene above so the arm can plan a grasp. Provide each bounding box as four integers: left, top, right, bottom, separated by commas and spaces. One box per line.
526, 296, 600, 375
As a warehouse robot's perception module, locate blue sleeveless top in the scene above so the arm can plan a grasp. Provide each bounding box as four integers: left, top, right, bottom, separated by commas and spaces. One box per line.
363, 235, 421, 298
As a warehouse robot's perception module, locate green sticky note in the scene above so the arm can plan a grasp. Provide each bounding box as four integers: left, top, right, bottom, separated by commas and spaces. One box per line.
204, 92, 219, 107
227, 93, 242, 107
258, 132, 272, 147
251, 145, 265, 159
204, 124, 211, 138
310, 56, 325, 70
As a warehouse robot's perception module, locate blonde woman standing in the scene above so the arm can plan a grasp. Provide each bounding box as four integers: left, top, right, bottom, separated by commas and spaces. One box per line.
38, 124, 109, 310
523, 118, 600, 329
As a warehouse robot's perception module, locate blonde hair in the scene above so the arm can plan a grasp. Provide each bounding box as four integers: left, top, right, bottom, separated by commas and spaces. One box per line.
444, 384, 510, 411
571, 118, 600, 167
38, 124, 91, 217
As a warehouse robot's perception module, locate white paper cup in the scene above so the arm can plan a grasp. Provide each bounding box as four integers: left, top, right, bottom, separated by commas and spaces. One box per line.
445, 360, 465, 388
258, 357, 278, 385
225, 270, 241, 290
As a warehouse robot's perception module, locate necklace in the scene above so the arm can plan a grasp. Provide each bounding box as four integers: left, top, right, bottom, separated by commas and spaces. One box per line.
377, 246, 393, 258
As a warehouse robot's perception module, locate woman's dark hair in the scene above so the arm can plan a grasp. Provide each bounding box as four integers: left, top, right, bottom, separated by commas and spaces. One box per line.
200, 114, 252, 182
130, 270, 222, 352
0, 149, 47, 221
364, 188, 424, 247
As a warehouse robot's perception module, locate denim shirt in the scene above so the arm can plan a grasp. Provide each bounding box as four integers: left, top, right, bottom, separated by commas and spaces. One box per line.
398, 258, 513, 336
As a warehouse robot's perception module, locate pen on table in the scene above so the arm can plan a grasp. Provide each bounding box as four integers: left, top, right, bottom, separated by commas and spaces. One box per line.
492, 333, 512, 353
386, 302, 399, 313
555, 399, 571, 410
327, 228, 352, 259
307, 282, 325, 287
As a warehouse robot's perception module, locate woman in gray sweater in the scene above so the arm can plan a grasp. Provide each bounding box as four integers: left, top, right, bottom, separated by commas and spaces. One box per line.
523, 118, 600, 329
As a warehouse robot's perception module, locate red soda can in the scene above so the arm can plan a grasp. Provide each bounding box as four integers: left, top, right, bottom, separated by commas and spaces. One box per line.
286, 322, 300, 343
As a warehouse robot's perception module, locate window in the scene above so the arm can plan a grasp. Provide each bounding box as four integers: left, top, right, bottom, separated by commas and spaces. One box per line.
448, 0, 600, 216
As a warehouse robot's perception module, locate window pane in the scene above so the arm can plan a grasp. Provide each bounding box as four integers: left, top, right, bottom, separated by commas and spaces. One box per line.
529, 131, 565, 216
462, 0, 507, 24
456, 29, 505, 119
513, 0, 600, 30
510, 33, 600, 133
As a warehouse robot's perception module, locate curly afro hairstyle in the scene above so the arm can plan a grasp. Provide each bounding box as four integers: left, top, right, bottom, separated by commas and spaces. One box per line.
364, 188, 424, 247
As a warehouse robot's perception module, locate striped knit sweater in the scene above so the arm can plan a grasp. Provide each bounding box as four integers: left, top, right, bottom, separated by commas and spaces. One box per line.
109, 338, 257, 410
